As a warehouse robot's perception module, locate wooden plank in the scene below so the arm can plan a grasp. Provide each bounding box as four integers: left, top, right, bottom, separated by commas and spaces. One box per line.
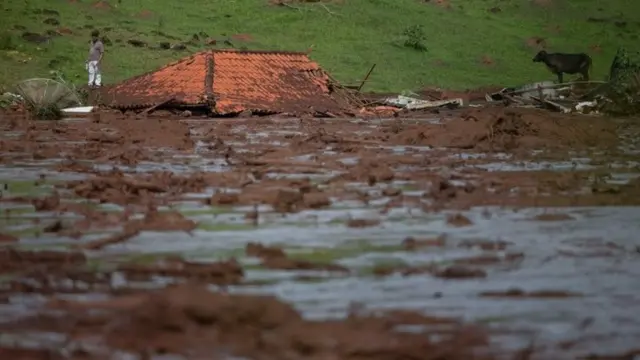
140, 97, 175, 115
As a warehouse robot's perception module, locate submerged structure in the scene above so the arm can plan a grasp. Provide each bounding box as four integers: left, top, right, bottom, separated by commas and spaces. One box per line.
104, 49, 351, 115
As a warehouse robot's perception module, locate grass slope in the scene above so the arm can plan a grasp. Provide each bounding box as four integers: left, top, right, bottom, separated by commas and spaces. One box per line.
0, 0, 639, 92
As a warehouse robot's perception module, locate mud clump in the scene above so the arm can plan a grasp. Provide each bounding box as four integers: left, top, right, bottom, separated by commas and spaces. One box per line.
31, 191, 60, 211
336, 161, 395, 185
208, 191, 240, 205
347, 217, 381, 228
268, 186, 332, 212
533, 213, 575, 221
119, 258, 244, 285
246, 242, 286, 258
402, 235, 447, 250
246, 243, 349, 273
0, 233, 18, 243
382, 187, 402, 197
54, 160, 95, 173
435, 265, 487, 279
66, 171, 214, 205
125, 209, 197, 232
0, 347, 63, 359
67, 174, 166, 205
303, 191, 331, 208
0, 248, 86, 274
373, 263, 435, 277
479, 288, 583, 298
453, 252, 524, 266
458, 240, 511, 251
447, 213, 473, 227
427, 176, 476, 205
271, 188, 304, 213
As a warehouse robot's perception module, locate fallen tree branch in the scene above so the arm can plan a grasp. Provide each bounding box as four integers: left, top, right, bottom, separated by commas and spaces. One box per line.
140, 97, 175, 115
317, 3, 341, 16
275, 1, 302, 11
502, 94, 525, 105
506, 80, 607, 96
273, 0, 341, 16
300, 132, 382, 146
242, 158, 325, 167
531, 96, 572, 113
77, 228, 140, 250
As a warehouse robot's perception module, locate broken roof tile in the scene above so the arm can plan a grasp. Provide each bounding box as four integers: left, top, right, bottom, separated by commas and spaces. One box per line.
104, 49, 346, 115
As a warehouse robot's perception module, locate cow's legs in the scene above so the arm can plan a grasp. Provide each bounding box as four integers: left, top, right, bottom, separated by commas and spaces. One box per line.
580, 69, 589, 81
556, 72, 563, 84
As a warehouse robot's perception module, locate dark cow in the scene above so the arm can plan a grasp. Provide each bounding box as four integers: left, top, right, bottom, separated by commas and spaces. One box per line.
532, 50, 592, 84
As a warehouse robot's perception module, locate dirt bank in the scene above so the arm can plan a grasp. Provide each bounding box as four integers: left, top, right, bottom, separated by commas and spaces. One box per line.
26, 283, 493, 359
389, 106, 618, 151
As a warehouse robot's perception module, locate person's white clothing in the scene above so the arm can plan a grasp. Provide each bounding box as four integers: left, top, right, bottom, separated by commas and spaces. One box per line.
87, 60, 101, 87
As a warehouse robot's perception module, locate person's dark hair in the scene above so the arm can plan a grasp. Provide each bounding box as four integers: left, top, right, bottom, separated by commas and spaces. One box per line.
91, 30, 100, 37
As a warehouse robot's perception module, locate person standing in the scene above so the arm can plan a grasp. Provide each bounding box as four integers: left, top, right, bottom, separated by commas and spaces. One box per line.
86, 30, 104, 88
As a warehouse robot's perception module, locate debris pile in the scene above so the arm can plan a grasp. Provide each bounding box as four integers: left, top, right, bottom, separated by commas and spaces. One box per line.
361, 81, 605, 117
359, 47, 640, 118
484, 80, 604, 114
359, 93, 465, 116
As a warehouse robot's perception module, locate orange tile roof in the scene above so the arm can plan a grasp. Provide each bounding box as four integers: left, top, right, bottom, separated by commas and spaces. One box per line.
105, 53, 208, 107
105, 49, 345, 114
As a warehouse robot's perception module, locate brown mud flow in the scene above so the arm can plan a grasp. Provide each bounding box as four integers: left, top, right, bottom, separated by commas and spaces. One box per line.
0, 105, 640, 359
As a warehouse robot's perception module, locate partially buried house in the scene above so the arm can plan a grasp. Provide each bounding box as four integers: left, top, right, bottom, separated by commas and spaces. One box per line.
103, 49, 352, 116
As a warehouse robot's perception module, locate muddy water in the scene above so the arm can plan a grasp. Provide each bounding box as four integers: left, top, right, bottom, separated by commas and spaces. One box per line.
1, 112, 640, 359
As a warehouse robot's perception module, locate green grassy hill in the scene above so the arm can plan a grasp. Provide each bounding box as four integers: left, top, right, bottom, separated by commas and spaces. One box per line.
0, 0, 639, 92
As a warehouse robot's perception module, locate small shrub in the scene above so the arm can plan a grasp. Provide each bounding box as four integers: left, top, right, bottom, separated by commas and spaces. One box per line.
157, 16, 165, 32
0, 31, 16, 51
76, 87, 90, 105
28, 103, 63, 120
598, 47, 640, 116
599, 72, 640, 116
402, 25, 427, 52
0, 96, 12, 109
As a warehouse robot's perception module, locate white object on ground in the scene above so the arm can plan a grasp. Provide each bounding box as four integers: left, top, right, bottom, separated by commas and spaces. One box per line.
384, 95, 464, 110
61, 106, 94, 114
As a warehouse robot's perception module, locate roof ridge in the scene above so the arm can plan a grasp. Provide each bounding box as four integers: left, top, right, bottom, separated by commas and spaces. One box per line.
211, 49, 309, 56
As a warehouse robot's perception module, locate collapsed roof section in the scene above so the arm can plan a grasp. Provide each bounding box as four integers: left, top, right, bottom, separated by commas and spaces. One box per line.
104, 49, 348, 115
